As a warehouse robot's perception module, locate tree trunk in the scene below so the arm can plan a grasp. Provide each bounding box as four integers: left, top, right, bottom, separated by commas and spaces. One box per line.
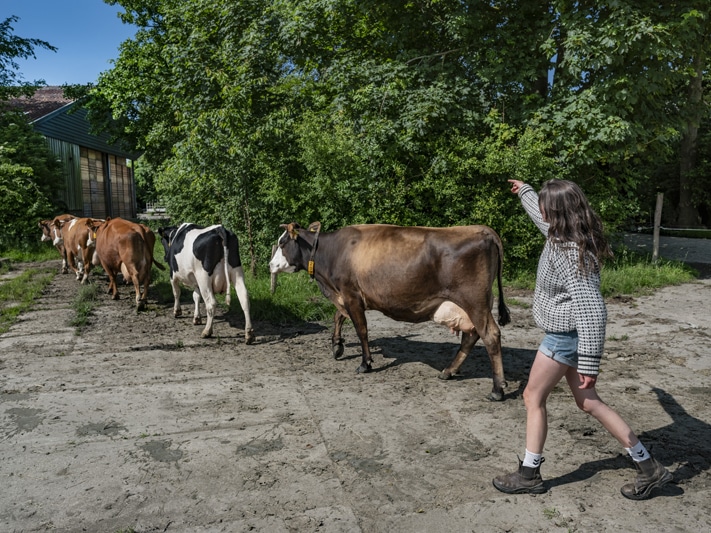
677, 50, 704, 227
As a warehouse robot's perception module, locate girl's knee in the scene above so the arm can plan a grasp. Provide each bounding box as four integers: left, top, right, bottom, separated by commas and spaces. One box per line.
523, 387, 546, 410
575, 397, 590, 413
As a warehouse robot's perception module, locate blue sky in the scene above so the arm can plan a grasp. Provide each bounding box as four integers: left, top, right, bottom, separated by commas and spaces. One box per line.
6, 0, 136, 86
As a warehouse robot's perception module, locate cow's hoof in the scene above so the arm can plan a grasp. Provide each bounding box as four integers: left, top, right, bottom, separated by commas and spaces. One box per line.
245, 329, 255, 345
174, 308, 182, 318
194, 318, 203, 326
332, 342, 344, 359
488, 390, 504, 402
61, 268, 68, 274
112, 294, 120, 300
438, 370, 453, 380
356, 363, 372, 374
136, 301, 146, 313
201, 330, 212, 338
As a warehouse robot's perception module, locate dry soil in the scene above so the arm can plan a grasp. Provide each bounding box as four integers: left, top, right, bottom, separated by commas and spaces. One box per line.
0, 261, 710, 532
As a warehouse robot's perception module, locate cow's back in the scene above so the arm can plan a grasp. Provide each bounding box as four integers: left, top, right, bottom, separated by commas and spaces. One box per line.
63, 217, 96, 252
96, 218, 152, 270
336, 224, 499, 286
313, 224, 501, 322
169, 225, 233, 290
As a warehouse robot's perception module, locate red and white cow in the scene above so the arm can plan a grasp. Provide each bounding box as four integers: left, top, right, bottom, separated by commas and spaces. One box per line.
60, 217, 104, 283
270, 222, 511, 401
93, 217, 164, 311
39, 214, 76, 273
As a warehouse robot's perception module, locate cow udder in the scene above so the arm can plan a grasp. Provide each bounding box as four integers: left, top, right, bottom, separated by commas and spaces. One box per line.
433, 301, 476, 336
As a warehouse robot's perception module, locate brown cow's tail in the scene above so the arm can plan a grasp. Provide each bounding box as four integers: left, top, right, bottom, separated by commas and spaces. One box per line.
495, 236, 511, 327
217, 226, 232, 300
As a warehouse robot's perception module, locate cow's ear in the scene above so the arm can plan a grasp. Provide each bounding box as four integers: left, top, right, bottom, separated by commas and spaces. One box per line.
307, 221, 321, 233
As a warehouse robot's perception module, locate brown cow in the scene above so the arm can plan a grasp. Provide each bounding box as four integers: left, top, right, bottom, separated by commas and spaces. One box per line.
269, 222, 511, 401
39, 214, 76, 273
93, 217, 164, 311
59, 217, 104, 283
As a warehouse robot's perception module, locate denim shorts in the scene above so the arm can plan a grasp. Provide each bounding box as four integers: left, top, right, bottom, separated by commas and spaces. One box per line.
539, 331, 579, 368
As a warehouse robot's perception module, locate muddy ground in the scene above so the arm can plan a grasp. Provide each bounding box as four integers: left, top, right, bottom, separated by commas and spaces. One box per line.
0, 261, 710, 533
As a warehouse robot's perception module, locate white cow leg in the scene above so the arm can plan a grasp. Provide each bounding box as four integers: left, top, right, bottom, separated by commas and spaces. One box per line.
171, 278, 182, 317
233, 267, 254, 344
201, 291, 216, 338
192, 289, 203, 326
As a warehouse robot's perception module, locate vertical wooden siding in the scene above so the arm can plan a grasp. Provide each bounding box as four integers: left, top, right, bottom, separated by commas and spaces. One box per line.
44, 138, 81, 212
109, 154, 135, 219
81, 148, 107, 218
45, 138, 136, 219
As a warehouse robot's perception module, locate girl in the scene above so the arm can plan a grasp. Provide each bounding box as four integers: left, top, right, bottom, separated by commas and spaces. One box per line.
492, 179, 672, 500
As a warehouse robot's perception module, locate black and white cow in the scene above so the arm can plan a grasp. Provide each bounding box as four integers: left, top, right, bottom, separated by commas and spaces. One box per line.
158, 223, 255, 344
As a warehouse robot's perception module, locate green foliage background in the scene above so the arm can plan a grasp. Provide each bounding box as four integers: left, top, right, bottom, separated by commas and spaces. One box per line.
3, 3, 710, 276
0, 111, 64, 249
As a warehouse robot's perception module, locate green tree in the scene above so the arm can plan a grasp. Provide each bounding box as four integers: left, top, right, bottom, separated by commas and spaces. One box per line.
0, 15, 63, 249
0, 16, 56, 100
0, 111, 65, 249
91, 0, 711, 274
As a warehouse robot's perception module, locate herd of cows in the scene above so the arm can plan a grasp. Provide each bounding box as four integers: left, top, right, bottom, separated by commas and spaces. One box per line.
39, 215, 512, 400
38, 215, 255, 344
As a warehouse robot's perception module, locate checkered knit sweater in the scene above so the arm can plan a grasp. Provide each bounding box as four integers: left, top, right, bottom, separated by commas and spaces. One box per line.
518, 184, 607, 375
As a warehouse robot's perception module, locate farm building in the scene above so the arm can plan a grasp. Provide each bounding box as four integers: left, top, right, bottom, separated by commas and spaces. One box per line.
9, 86, 138, 219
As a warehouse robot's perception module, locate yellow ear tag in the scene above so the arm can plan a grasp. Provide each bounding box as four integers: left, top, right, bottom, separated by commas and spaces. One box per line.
92, 232, 97, 239
308, 260, 315, 276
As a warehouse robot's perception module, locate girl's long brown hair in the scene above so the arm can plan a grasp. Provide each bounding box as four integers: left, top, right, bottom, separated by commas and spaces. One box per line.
538, 179, 613, 275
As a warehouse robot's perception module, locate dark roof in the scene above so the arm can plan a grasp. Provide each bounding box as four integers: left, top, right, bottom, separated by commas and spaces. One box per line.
7, 86, 138, 160
7, 86, 74, 121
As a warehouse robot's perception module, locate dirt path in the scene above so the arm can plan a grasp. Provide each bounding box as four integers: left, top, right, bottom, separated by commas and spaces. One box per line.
1, 263, 710, 532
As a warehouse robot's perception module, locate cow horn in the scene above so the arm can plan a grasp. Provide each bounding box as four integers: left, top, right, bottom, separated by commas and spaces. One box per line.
286, 223, 300, 239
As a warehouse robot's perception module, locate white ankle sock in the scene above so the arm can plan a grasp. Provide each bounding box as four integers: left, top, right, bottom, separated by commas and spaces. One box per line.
625, 441, 650, 462
522, 449, 543, 468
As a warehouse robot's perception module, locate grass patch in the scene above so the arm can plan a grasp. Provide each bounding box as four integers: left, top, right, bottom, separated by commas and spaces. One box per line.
0, 266, 56, 334
2, 245, 61, 262
503, 272, 536, 292
239, 270, 336, 324
504, 247, 696, 299
601, 248, 696, 297
70, 283, 100, 330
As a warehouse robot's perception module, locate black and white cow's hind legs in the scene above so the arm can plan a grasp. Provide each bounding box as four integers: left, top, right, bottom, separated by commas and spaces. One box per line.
231, 268, 255, 344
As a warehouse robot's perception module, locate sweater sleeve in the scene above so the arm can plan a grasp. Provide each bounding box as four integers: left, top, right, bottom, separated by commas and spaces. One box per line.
551, 246, 607, 375
518, 184, 549, 237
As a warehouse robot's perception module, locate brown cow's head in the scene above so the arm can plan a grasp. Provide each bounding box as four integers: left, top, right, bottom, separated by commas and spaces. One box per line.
39, 220, 52, 242
86, 218, 105, 247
